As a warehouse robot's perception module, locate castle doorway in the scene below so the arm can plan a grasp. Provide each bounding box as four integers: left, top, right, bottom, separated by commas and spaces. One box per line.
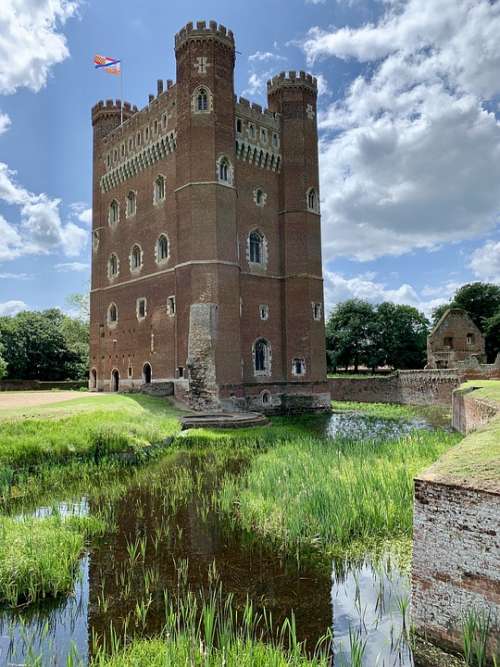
143, 362, 152, 384
111, 369, 119, 392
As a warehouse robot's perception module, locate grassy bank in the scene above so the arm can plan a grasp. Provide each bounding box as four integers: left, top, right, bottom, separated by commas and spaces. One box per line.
0, 394, 182, 470
0, 513, 106, 606
218, 429, 461, 562
332, 400, 451, 426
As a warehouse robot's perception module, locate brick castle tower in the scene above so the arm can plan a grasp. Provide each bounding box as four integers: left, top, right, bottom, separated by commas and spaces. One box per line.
89, 21, 330, 413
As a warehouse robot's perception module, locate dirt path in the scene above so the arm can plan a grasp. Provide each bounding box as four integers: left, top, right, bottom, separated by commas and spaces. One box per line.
0, 391, 100, 410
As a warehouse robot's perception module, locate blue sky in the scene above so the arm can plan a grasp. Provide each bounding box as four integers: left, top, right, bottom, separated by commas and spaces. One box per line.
0, 0, 499, 318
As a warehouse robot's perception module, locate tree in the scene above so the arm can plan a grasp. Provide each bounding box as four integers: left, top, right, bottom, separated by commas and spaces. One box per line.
0, 309, 89, 381
485, 311, 500, 363
431, 283, 500, 361
376, 302, 429, 369
0, 349, 6, 380
326, 300, 376, 372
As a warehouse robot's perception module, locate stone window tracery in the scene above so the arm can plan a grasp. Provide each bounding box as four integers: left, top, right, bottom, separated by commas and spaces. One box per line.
108, 253, 119, 280
216, 155, 233, 185
155, 234, 169, 265
107, 302, 118, 328
126, 191, 137, 218
108, 199, 119, 226
306, 187, 319, 213
247, 230, 267, 268
154, 174, 166, 203
192, 86, 213, 114
253, 338, 271, 376
130, 244, 143, 273
292, 358, 306, 376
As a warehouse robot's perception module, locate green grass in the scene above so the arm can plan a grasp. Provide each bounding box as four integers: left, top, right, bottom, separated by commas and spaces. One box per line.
331, 400, 450, 426
0, 513, 106, 606
460, 379, 500, 402
0, 394, 183, 470
218, 430, 461, 562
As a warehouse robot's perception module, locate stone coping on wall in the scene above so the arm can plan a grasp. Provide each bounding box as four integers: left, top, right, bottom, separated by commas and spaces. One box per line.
417, 383, 500, 494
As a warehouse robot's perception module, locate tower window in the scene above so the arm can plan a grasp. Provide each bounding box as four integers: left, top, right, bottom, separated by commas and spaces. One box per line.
254, 188, 267, 207
307, 187, 319, 213
167, 296, 176, 316
248, 124, 256, 139
107, 302, 118, 327
292, 358, 306, 376
236, 118, 242, 133
197, 88, 208, 112
272, 133, 279, 148
108, 200, 119, 226
259, 304, 269, 321
249, 230, 264, 264
136, 298, 147, 320
218, 157, 230, 183
260, 128, 267, 143
312, 302, 322, 321
154, 175, 166, 203
126, 191, 137, 218
108, 253, 119, 279
156, 234, 169, 264
130, 244, 143, 272
254, 338, 271, 375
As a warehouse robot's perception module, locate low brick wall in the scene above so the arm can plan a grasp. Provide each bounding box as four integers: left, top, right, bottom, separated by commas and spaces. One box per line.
329, 370, 460, 406
412, 479, 500, 655
0, 379, 87, 392
452, 387, 499, 434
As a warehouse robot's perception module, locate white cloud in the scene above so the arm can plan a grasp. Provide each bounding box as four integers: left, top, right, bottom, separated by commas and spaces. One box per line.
0, 163, 87, 260
323, 269, 456, 317
469, 240, 500, 283
0, 0, 80, 94
0, 300, 27, 316
243, 50, 288, 99
0, 272, 31, 279
305, 0, 326, 4
55, 261, 89, 272
313, 72, 330, 96
302, 0, 500, 261
77, 208, 91, 225
0, 111, 11, 135
248, 51, 286, 63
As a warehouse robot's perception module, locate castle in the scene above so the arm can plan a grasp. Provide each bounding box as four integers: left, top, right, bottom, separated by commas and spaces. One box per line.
89, 21, 330, 413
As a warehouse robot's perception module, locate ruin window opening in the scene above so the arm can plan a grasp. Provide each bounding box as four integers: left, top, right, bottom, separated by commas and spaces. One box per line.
466, 333, 475, 345
292, 358, 306, 376
444, 336, 453, 349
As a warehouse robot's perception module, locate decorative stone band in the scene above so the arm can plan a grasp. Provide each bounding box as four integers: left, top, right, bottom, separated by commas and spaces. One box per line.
235, 139, 281, 172
100, 131, 177, 193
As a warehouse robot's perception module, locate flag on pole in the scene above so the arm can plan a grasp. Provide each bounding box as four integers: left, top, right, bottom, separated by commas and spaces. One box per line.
94, 55, 121, 76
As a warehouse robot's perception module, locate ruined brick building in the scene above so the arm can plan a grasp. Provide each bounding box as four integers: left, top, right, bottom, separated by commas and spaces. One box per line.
89, 21, 330, 412
426, 308, 485, 369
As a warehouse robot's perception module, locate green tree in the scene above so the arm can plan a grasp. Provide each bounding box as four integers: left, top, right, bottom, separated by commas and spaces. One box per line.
326, 299, 376, 372
484, 311, 500, 363
376, 302, 429, 369
0, 350, 6, 380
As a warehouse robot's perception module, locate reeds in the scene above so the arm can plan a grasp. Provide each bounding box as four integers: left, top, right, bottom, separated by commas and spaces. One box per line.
462, 608, 498, 666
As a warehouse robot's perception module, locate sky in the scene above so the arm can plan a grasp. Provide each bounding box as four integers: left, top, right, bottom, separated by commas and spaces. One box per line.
0, 0, 499, 319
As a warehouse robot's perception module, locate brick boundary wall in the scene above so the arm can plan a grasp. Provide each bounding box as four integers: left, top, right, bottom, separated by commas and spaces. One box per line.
329, 370, 460, 407
0, 380, 88, 392
452, 387, 499, 435
412, 480, 500, 657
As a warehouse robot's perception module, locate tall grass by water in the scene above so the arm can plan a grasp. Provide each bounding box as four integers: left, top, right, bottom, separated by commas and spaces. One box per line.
0, 513, 106, 606
218, 429, 461, 561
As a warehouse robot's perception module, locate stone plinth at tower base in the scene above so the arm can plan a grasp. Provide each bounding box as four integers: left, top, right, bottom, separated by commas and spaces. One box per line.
186, 303, 219, 411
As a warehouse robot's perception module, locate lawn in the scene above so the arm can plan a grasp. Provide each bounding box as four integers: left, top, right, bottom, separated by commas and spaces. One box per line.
0, 393, 184, 470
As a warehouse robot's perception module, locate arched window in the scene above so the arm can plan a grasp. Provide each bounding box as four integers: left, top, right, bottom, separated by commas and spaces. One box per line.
126, 191, 136, 218
154, 175, 166, 203
254, 187, 267, 207
130, 244, 142, 272
249, 231, 264, 264
254, 338, 271, 375
219, 158, 229, 182
108, 200, 119, 226
307, 187, 318, 213
292, 358, 306, 376
108, 253, 119, 279
156, 234, 169, 264
197, 88, 208, 112
107, 302, 118, 326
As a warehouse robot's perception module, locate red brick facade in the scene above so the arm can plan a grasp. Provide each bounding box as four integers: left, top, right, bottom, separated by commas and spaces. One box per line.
90, 21, 330, 412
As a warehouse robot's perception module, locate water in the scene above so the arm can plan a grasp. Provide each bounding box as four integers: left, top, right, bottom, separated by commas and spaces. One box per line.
0, 412, 432, 666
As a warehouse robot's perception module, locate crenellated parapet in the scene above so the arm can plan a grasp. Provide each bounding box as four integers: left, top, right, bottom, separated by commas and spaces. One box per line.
235, 97, 280, 129
91, 99, 138, 127
267, 71, 318, 96
175, 20, 235, 51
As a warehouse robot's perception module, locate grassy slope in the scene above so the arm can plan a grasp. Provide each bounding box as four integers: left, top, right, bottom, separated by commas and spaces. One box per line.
420, 380, 500, 492
0, 394, 183, 469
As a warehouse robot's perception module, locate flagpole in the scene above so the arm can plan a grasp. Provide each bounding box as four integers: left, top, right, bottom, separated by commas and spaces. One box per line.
120, 61, 124, 125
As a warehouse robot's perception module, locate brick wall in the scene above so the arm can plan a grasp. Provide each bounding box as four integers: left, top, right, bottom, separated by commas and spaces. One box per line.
0, 380, 87, 391
412, 479, 500, 655
329, 370, 460, 406
452, 387, 499, 434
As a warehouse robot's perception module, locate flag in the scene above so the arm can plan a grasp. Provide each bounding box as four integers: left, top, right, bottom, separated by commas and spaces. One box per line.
94, 55, 121, 76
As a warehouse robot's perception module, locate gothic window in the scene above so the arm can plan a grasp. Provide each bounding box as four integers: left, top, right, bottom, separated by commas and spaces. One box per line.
307, 187, 319, 213
254, 338, 271, 375
216, 155, 233, 185
107, 302, 118, 327
130, 244, 143, 272
108, 253, 119, 279
260, 128, 267, 144
126, 191, 137, 218
249, 230, 264, 264
259, 304, 269, 321
156, 234, 169, 264
136, 297, 147, 320
197, 88, 208, 111
192, 86, 212, 114
254, 187, 267, 207
154, 175, 166, 203
292, 358, 306, 376
108, 200, 119, 226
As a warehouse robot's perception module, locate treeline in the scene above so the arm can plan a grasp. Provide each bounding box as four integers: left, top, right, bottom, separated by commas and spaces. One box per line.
326, 300, 429, 372
0, 309, 89, 381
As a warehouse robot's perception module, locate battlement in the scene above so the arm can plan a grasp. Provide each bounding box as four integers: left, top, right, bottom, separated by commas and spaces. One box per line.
235, 97, 279, 128
267, 71, 317, 95
92, 99, 138, 126
175, 20, 235, 49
